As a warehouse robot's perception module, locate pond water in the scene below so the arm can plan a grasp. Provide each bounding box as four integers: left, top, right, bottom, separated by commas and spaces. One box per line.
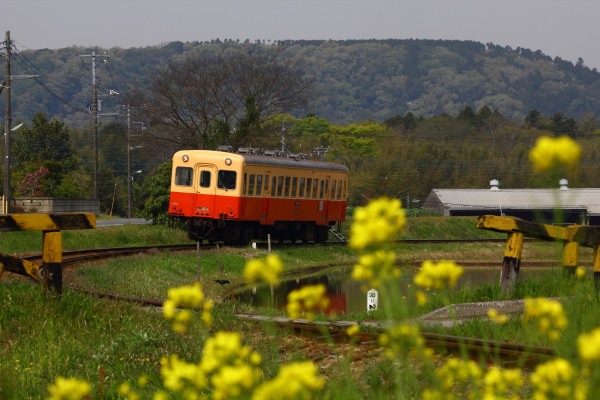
235, 265, 558, 315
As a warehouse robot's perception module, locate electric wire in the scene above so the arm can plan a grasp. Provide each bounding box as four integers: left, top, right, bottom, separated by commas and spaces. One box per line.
9, 43, 89, 114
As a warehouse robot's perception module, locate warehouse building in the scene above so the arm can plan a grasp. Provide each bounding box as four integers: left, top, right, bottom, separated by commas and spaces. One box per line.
422, 179, 600, 225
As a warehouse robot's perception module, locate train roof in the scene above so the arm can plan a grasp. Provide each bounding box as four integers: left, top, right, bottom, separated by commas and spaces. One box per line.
242, 154, 348, 172
175, 149, 349, 173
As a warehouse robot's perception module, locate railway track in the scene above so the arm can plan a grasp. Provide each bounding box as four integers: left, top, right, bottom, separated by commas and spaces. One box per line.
3, 239, 559, 368
14, 238, 512, 266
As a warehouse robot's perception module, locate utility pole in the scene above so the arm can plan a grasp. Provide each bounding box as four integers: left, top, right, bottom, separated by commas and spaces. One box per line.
126, 105, 144, 219
3, 31, 11, 214
127, 106, 132, 219
79, 51, 108, 200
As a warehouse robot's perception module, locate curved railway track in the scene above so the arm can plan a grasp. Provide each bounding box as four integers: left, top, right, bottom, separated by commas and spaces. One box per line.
4, 239, 558, 368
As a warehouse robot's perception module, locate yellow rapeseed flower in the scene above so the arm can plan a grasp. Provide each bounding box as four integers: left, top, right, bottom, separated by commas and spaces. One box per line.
166, 282, 205, 307
117, 381, 140, 400
575, 266, 586, 279
530, 358, 587, 400
529, 135, 581, 172
415, 290, 428, 306
346, 324, 360, 337
351, 249, 398, 288
137, 375, 148, 387
378, 322, 424, 359
160, 355, 206, 392
577, 326, 600, 363
163, 283, 212, 333
348, 197, 406, 250
47, 377, 91, 400
422, 389, 447, 400
522, 297, 567, 341
152, 391, 169, 400
482, 366, 523, 400
423, 357, 484, 399
286, 284, 330, 320
212, 364, 262, 400
201, 331, 262, 374
413, 260, 464, 290
252, 361, 325, 400
487, 308, 509, 324
243, 254, 284, 286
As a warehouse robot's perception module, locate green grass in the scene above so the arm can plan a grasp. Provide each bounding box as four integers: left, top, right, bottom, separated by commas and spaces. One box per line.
2, 217, 600, 398
0, 282, 241, 399
0, 224, 192, 255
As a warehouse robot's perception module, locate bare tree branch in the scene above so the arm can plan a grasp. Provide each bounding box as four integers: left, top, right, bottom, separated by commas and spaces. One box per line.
125, 44, 309, 150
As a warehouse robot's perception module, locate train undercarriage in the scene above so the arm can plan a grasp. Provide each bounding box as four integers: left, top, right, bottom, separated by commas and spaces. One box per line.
186, 218, 331, 245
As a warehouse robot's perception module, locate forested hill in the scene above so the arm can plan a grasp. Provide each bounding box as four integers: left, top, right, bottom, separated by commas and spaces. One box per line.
7, 38, 600, 126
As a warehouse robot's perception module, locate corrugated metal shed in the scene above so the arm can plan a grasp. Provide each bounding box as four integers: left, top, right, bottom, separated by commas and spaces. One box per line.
423, 181, 600, 224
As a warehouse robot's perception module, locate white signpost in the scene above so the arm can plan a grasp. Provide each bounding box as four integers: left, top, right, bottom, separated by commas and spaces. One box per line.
367, 288, 378, 312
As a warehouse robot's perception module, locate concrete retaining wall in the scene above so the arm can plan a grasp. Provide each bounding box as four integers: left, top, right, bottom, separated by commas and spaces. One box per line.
2, 197, 100, 215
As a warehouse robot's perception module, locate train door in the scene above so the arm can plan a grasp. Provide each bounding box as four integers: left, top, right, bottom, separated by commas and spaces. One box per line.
194, 163, 217, 216
261, 172, 271, 224
320, 175, 330, 224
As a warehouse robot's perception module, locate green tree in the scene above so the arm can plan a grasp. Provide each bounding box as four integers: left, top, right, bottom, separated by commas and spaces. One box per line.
525, 110, 542, 129
12, 113, 81, 197
13, 113, 75, 166
550, 112, 578, 136
140, 161, 172, 224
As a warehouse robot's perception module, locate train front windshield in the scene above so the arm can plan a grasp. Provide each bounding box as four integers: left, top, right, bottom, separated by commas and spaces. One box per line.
218, 170, 237, 190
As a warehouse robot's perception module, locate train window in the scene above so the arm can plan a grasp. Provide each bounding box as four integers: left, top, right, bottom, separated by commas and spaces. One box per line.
298, 178, 305, 199
277, 176, 284, 197
312, 179, 319, 199
217, 170, 237, 190
291, 177, 298, 198
306, 178, 313, 198
319, 180, 326, 199
242, 173, 247, 195
284, 177, 291, 197
330, 180, 337, 199
256, 175, 263, 196
248, 174, 256, 196
264, 175, 269, 192
336, 179, 342, 199
199, 170, 211, 188
175, 167, 193, 186
271, 176, 277, 197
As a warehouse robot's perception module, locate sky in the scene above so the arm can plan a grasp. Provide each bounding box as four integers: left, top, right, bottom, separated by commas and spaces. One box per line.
4, 0, 600, 70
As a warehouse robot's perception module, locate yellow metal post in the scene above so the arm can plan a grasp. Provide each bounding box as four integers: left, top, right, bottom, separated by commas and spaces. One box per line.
562, 241, 579, 275
594, 244, 600, 292
501, 231, 524, 292
42, 230, 63, 293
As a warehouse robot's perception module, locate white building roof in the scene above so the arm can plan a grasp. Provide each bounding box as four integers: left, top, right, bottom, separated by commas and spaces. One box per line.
424, 187, 600, 216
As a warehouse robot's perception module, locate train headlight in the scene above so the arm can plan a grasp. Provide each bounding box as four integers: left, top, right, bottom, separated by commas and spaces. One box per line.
182, 154, 189, 162
225, 158, 232, 166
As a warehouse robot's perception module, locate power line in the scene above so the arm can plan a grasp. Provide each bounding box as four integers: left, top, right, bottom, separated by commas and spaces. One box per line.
10, 47, 89, 114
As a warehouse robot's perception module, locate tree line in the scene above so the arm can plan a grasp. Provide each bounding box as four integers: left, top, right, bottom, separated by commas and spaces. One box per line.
7, 39, 600, 127
7, 104, 600, 221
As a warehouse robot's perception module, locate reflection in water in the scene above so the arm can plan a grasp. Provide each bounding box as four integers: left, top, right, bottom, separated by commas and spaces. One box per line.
236, 266, 556, 316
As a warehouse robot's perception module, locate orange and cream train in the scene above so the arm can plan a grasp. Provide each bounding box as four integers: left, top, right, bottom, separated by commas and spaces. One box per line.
168, 147, 349, 244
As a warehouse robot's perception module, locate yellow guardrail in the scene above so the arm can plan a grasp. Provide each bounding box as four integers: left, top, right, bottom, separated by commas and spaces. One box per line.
0, 213, 96, 293
476, 215, 600, 291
